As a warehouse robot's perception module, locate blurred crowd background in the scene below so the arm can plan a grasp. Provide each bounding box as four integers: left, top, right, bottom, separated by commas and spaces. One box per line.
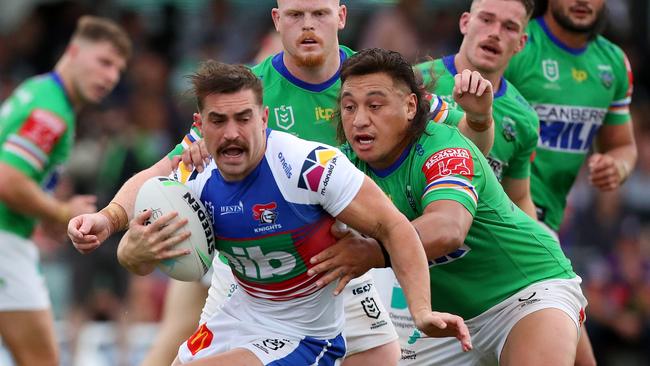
0, 0, 648, 365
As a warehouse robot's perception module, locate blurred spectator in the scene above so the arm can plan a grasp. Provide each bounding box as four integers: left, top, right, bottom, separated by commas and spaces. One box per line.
359, 0, 425, 63
584, 218, 650, 365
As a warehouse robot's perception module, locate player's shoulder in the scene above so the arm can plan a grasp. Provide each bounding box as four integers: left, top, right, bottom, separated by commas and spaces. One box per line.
590, 34, 627, 64
266, 129, 341, 165
250, 54, 282, 88
421, 121, 474, 151
502, 81, 538, 125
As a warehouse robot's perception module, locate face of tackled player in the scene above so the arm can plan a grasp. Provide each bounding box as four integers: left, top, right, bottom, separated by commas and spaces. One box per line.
195, 89, 269, 182
459, 0, 528, 74
70, 40, 126, 105
272, 0, 346, 68
340, 72, 417, 170
548, 0, 605, 34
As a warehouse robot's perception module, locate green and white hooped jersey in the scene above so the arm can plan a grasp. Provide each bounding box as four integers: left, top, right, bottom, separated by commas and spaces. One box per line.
0, 73, 75, 238
416, 56, 539, 182
505, 17, 633, 230
343, 121, 575, 320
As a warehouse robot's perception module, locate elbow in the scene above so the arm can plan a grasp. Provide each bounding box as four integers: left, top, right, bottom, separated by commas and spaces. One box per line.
429, 226, 465, 257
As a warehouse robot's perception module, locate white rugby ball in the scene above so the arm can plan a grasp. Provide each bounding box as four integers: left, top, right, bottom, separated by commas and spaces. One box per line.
134, 176, 216, 281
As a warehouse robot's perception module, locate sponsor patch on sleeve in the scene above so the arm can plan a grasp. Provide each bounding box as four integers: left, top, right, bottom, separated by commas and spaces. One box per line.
421, 148, 477, 206
18, 109, 67, 154
421, 148, 474, 181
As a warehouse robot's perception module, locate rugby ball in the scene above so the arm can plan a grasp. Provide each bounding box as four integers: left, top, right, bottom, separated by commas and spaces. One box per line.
134, 176, 216, 281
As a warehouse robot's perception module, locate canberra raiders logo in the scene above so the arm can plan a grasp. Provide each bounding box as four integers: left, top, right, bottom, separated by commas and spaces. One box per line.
598, 65, 614, 89
542, 59, 559, 82
274, 105, 295, 130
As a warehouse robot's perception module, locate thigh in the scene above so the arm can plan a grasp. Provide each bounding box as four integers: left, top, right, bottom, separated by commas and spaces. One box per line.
140, 279, 209, 366
0, 232, 50, 311
342, 273, 398, 356
500, 308, 578, 366
0, 309, 58, 366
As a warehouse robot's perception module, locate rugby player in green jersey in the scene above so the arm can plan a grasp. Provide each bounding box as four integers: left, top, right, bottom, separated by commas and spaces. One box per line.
67, 2, 496, 365
505, 1, 637, 365
0, 16, 130, 366
416, 0, 539, 217
322, 47, 587, 366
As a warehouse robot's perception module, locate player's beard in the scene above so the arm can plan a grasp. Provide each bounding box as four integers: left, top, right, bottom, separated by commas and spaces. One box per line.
551, 3, 606, 36
294, 52, 326, 68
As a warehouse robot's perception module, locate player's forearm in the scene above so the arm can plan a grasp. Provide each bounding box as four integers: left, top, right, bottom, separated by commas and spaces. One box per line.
110, 156, 173, 222
0, 164, 68, 224
380, 220, 432, 317
457, 114, 494, 155
513, 194, 537, 219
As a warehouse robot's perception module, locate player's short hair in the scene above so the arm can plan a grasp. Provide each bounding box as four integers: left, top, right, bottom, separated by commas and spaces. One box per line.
336, 48, 431, 145
189, 60, 263, 112
71, 15, 132, 60
471, 0, 535, 19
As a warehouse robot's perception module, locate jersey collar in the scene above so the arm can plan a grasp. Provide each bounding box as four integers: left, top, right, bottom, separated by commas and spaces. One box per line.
442, 54, 507, 98
272, 48, 347, 92
49, 72, 74, 109
536, 17, 588, 55
368, 143, 412, 178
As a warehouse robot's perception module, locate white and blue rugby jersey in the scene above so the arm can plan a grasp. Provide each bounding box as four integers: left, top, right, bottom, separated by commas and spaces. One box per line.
176, 129, 364, 337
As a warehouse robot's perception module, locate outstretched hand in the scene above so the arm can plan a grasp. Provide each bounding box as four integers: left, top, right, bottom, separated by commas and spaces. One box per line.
414, 310, 473, 352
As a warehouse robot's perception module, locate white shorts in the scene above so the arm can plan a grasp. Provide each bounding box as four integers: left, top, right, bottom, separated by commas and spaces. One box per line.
200, 259, 397, 355
0, 231, 50, 311
178, 289, 346, 365
372, 269, 587, 366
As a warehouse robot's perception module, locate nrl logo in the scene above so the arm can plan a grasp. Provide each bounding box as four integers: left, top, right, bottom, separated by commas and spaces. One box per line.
274, 105, 295, 130
542, 59, 559, 82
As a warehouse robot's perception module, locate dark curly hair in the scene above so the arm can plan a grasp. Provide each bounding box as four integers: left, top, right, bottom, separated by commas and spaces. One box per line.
335, 48, 431, 145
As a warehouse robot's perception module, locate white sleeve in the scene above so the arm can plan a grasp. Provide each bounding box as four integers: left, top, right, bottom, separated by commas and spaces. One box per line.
317, 152, 365, 217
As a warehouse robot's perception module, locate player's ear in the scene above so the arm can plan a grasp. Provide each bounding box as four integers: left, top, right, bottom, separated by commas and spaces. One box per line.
261, 106, 269, 129
338, 5, 347, 30
193, 112, 203, 131
515, 33, 528, 54
271, 8, 281, 32
406, 93, 417, 120
459, 12, 471, 35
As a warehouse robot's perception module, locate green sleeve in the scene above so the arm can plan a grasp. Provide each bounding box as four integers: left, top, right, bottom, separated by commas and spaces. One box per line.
603, 47, 633, 126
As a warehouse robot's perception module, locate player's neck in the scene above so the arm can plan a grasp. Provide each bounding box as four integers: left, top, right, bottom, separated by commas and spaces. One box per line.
54, 61, 84, 111
453, 53, 503, 94
543, 13, 590, 49
282, 47, 341, 85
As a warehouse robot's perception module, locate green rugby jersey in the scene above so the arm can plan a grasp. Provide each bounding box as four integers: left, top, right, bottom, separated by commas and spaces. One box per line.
416, 55, 539, 182
0, 73, 76, 238
505, 17, 633, 230
343, 121, 575, 319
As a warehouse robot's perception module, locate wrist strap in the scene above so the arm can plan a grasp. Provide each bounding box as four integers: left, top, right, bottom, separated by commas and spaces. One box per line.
466, 115, 492, 132
99, 202, 129, 235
